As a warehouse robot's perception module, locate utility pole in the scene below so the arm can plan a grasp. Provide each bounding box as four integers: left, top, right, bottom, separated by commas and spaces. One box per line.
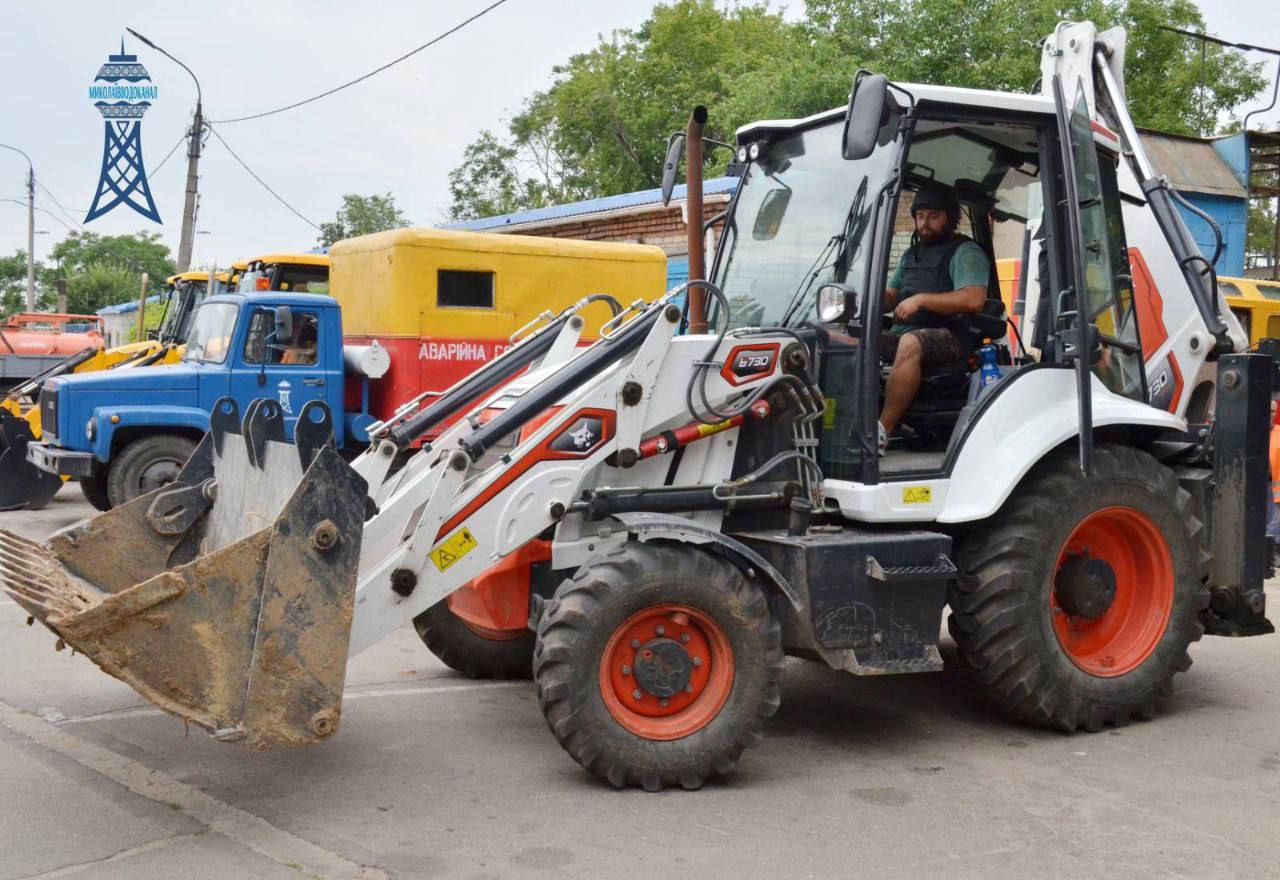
177, 101, 203, 273
25, 166, 35, 311
0, 143, 36, 310
135, 272, 149, 341
127, 29, 203, 273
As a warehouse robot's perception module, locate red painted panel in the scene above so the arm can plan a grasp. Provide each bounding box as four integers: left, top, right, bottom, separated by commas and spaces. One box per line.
1128, 248, 1167, 361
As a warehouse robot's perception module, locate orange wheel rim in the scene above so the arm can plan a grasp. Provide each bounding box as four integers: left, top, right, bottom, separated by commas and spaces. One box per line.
599, 604, 734, 741
1051, 506, 1174, 677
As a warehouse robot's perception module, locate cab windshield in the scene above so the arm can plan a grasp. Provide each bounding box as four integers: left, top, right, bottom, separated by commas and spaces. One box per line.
713, 118, 898, 328
182, 302, 239, 364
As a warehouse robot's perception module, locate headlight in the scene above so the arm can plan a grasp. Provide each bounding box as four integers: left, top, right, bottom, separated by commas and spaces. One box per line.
736, 146, 748, 163
748, 142, 762, 161
85, 417, 96, 442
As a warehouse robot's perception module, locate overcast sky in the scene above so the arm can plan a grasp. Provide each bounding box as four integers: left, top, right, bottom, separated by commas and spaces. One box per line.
1, 0, 1276, 273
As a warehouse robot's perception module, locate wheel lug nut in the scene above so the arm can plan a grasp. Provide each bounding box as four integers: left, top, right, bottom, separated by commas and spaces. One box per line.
692, 657, 703, 667
655, 625, 665, 636
632, 689, 643, 700
685, 684, 694, 693
659, 698, 669, 707
621, 665, 630, 676
630, 638, 640, 649
680, 632, 690, 644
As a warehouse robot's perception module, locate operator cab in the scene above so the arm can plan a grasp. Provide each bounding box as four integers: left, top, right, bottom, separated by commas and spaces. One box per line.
715, 81, 1145, 482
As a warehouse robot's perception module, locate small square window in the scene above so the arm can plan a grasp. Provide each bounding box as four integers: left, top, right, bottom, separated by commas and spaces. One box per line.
438, 270, 494, 309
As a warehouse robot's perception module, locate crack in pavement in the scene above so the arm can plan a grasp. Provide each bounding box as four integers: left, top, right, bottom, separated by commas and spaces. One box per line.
0, 697, 390, 880
14, 834, 197, 880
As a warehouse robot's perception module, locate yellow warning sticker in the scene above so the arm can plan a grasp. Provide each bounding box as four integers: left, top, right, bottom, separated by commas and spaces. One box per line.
823, 398, 837, 430
902, 486, 932, 504
429, 527, 478, 573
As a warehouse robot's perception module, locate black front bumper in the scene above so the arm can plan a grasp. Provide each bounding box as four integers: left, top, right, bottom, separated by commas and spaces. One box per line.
26, 442, 94, 478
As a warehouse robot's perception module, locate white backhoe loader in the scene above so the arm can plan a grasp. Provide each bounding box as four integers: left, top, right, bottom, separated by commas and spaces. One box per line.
3, 22, 1272, 790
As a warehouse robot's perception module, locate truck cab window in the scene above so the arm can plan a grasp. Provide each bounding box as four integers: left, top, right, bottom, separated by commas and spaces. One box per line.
243, 310, 320, 366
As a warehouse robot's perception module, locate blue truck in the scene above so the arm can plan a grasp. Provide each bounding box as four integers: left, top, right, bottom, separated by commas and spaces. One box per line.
28, 291, 389, 510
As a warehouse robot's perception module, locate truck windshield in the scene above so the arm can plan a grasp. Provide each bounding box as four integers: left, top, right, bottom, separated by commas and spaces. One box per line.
182, 302, 239, 364
158, 280, 207, 344
713, 119, 898, 327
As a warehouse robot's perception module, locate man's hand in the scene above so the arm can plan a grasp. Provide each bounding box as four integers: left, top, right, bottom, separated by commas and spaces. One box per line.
894, 295, 924, 322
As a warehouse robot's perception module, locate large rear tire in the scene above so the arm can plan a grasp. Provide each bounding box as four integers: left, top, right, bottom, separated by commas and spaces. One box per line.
106, 435, 196, 509
413, 601, 534, 679
948, 443, 1210, 731
534, 542, 783, 791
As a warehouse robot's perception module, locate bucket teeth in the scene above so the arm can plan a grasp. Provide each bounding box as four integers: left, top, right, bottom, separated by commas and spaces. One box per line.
0, 529, 100, 623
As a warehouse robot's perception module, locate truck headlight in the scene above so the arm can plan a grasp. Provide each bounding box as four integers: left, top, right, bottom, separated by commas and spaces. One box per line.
85, 417, 96, 442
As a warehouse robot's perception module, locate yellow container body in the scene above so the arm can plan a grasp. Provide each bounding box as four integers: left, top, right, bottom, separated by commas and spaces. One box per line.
329, 228, 667, 339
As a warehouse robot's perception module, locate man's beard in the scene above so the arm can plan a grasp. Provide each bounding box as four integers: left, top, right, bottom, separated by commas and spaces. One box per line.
918, 227, 947, 244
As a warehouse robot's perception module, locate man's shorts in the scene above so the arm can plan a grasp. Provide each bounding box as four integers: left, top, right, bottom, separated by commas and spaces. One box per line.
881, 327, 968, 371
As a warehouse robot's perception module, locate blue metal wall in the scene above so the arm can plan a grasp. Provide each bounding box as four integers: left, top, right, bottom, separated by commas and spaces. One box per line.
1175, 193, 1247, 277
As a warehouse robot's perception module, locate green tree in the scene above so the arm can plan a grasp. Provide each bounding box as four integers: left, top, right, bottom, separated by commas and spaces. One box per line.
0, 250, 49, 316
37, 230, 175, 315
448, 0, 1266, 219
448, 0, 803, 218
318, 193, 411, 247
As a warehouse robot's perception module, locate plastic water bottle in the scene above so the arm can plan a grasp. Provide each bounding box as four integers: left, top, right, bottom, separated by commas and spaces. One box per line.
978, 344, 1001, 390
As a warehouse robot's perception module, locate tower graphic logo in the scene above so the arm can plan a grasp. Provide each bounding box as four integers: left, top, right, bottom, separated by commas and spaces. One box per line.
85, 40, 161, 224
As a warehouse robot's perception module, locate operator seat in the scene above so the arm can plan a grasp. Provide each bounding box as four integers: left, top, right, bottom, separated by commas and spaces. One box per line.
894, 191, 1008, 446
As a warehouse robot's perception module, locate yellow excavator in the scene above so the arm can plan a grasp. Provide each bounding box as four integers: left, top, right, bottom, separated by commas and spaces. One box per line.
0, 268, 231, 510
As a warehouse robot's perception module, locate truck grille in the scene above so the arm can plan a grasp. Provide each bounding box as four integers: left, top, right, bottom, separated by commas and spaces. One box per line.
39, 387, 58, 442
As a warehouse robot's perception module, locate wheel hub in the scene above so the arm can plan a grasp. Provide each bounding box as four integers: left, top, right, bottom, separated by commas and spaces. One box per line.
1054, 553, 1117, 620
633, 638, 693, 698
599, 604, 735, 740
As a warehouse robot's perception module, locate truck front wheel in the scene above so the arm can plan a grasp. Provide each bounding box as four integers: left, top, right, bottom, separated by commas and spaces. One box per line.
106, 435, 197, 509
78, 473, 111, 512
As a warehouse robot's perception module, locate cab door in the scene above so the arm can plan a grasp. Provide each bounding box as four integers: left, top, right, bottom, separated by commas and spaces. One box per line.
229, 305, 331, 440
1052, 74, 1149, 471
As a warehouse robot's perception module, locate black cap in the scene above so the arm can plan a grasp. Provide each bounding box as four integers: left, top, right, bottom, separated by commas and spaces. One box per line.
910, 183, 961, 220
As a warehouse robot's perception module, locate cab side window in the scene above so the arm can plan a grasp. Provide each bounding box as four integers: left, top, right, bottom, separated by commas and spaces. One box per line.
243, 310, 320, 366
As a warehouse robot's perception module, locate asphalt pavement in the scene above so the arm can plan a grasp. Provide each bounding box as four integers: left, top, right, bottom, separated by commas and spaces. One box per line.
1, 484, 1278, 879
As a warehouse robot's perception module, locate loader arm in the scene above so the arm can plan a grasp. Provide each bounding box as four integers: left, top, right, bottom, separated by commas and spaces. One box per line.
0, 285, 815, 749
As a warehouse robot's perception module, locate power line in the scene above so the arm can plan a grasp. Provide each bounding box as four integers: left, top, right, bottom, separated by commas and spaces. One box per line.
151, 131, 189, 177
1156, 26, 1280, 57
33, 181, 85, 230
205, 124, 320, 230
211, 0, 514, 124
1, 198, 74, 231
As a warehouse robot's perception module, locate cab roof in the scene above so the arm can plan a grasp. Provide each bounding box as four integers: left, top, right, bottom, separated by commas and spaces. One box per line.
246, 253, 330, 268
166, 270, 218, 284
736, 82, 1055, 143
200, 291, 338, 309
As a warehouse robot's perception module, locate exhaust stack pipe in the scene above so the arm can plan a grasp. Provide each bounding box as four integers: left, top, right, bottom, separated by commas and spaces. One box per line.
685, 105, 709, 333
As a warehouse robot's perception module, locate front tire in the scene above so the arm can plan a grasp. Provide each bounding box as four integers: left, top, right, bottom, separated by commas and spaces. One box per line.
106, 435, 196, 509
948, 443, 1210, 731
78, 473, 112, 512
534, 542, 783, 791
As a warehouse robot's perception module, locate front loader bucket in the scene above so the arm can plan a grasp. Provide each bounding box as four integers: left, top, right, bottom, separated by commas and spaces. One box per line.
0, 397, 368, 750
0, 408, 62, 511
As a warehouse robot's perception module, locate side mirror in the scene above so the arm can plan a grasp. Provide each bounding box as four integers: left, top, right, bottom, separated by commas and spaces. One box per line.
842, 73, 891, 161
660, 132, 685, 207
274, 306, 293, 343
817, 283, 862, 324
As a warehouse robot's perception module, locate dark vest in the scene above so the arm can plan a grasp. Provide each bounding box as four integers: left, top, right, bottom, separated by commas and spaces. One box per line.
895, 234, 979, 345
